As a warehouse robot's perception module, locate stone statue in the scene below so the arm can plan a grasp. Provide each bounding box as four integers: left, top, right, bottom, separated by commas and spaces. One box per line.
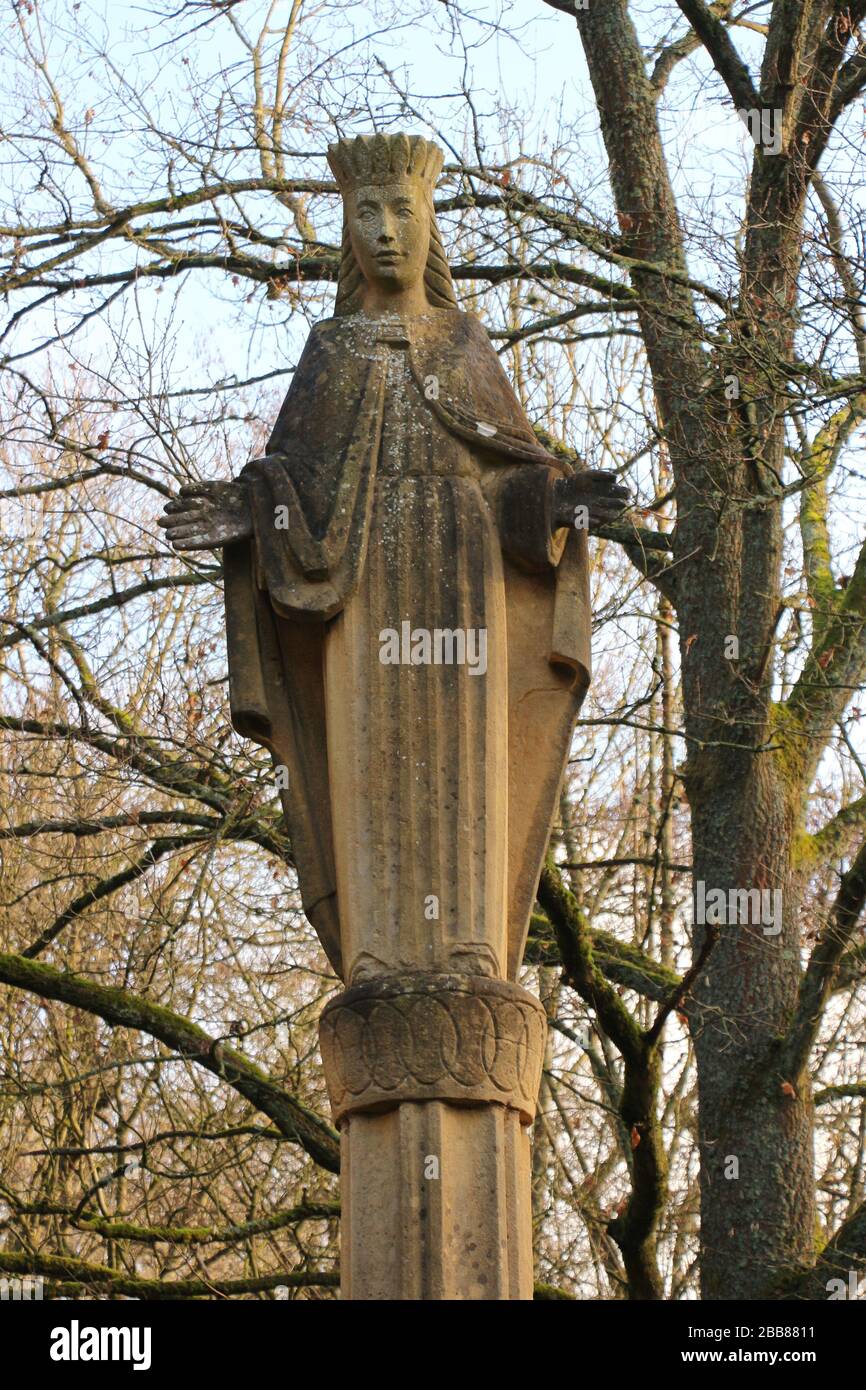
160, 133, 627, 1299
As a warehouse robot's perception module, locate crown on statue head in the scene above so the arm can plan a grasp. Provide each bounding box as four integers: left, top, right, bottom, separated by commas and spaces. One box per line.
327, 133, 444, 194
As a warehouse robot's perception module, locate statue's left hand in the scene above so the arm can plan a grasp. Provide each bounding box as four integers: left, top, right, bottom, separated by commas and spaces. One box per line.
158, 481, 253, 551
552, 470, 630, 533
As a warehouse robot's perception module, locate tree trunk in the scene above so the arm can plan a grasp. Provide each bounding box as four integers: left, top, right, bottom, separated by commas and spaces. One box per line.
686, 751, 815, 1297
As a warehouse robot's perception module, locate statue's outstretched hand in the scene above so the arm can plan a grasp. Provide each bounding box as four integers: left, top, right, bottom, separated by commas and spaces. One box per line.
552, 470, 631, 533
159, 481, 253, 551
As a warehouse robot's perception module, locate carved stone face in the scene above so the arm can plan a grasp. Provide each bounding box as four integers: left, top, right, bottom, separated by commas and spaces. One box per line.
346, 181, 429, 293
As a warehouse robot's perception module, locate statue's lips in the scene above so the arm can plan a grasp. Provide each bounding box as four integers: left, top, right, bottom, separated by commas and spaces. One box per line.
374, 251, 404, 264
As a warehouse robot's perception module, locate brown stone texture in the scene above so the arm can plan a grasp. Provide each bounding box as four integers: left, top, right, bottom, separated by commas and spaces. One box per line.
342, 1102, 532, 1300
220, 134, 592, 1299
320, 973, 547, 1125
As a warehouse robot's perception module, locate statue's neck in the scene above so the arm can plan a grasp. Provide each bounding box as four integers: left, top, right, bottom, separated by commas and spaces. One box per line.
359, 282, 430, 318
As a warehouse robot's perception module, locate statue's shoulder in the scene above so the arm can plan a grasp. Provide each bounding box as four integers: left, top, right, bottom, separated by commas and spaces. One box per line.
456, 309, 490, 336
305, 316, 344, 348
304, 314, 379, 346
421, 307, 484, 331
413, 307, 492, 351
440, 309, 496, 357
294, 316, 364, 372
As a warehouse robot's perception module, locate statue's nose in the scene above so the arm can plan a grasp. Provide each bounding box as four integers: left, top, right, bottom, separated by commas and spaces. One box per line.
378, 211, 398, 242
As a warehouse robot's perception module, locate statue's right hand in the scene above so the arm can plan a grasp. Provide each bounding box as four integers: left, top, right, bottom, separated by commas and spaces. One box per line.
158, 481, 253, 552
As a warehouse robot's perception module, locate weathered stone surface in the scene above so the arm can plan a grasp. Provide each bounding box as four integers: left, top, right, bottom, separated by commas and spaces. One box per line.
320, 972, 547, 1125
341, 1102, 533, 1300
162, 130, 623, 1300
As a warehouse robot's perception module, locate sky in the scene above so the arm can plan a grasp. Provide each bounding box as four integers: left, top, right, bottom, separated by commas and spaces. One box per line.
2, 1, 864, 570
1, 0, 803, 379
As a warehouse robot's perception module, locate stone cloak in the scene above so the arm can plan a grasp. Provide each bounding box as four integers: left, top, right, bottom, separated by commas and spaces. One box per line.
223, 308, 591, 981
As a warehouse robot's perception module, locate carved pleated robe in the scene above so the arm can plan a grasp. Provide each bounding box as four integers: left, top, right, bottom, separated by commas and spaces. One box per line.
223, 308, 590, 984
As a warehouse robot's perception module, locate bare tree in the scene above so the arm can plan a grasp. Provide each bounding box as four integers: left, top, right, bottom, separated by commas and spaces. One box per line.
0, 0, 865, 1301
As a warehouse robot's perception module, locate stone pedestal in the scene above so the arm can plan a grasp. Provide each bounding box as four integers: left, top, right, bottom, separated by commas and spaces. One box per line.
319, 972, 546, 1300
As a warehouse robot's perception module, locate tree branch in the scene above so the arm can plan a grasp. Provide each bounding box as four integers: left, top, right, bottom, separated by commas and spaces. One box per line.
537, 862, 666, 1299
0, 1249, 337, 1299
674, 0, 760, 110
780, 836, 866, 1080
0, 951, 340, 1172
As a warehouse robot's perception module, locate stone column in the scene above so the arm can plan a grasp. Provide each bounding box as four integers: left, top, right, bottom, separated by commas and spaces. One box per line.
319, 971, 546, 1300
